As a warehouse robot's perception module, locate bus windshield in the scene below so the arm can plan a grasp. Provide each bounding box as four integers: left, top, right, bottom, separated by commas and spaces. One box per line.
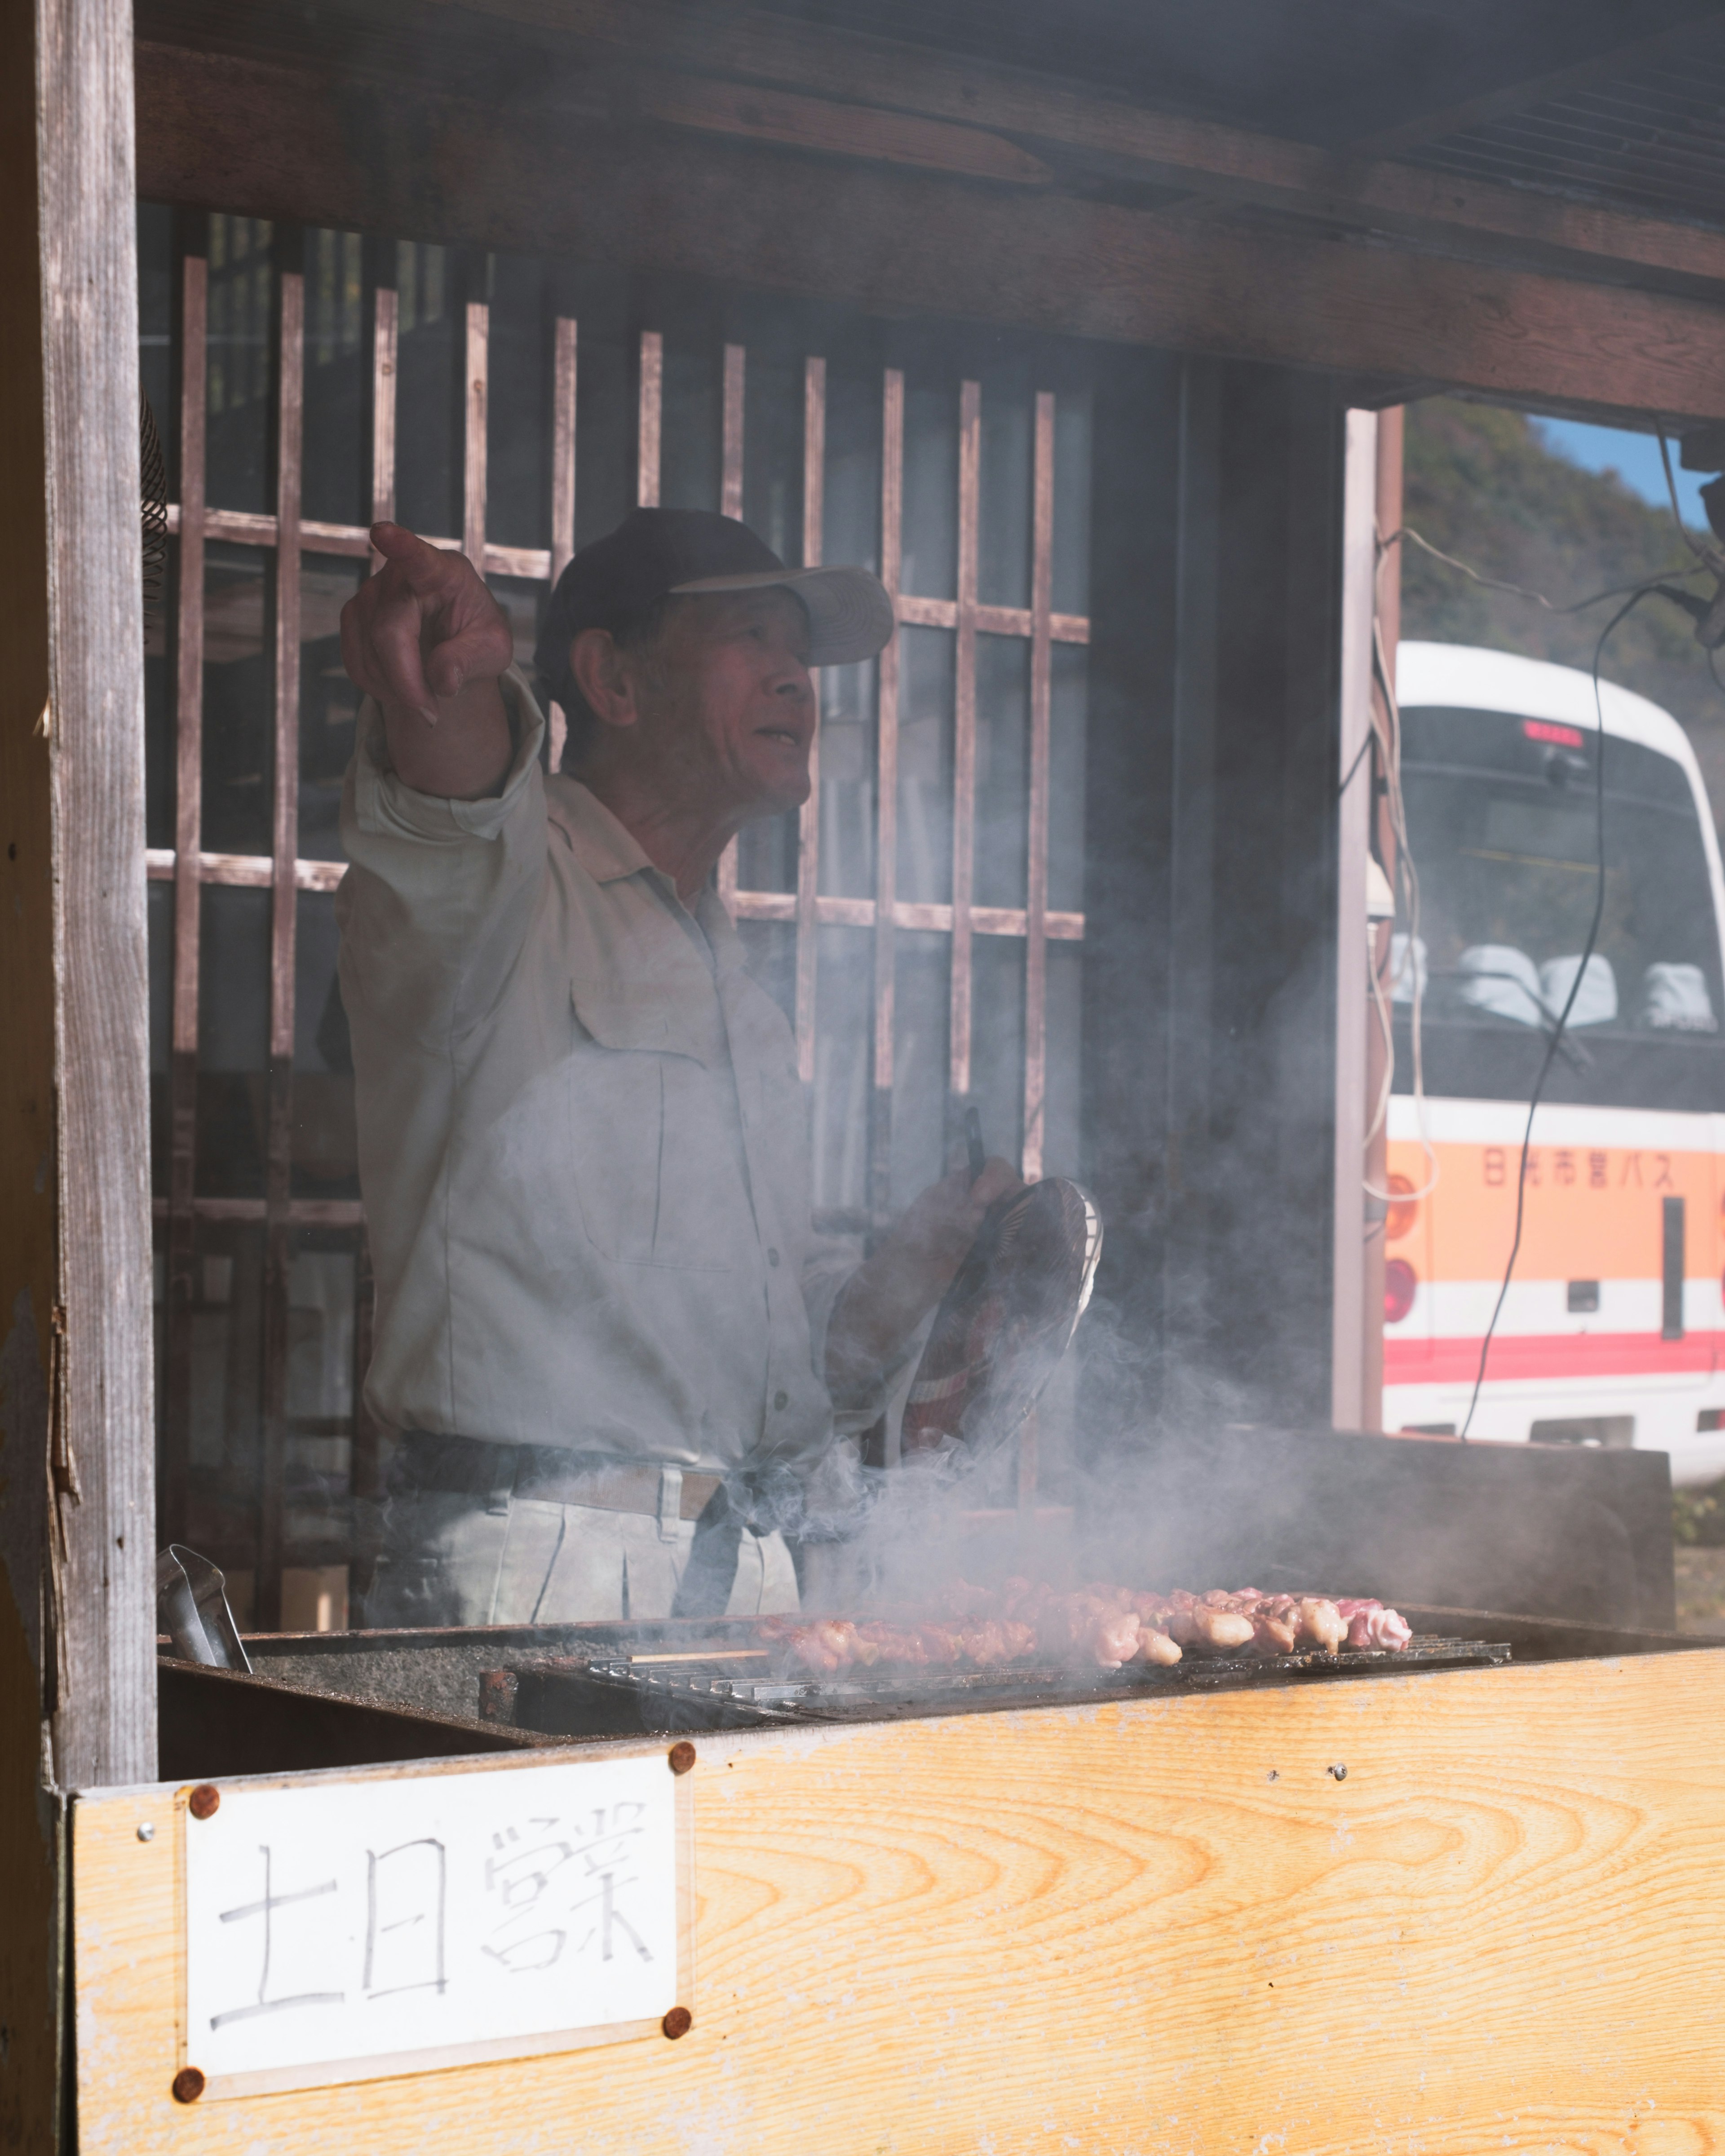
1398, 704, 1724, 1040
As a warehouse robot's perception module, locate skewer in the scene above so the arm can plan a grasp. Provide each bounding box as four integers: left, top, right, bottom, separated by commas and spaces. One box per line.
625, 1648, 772, 1665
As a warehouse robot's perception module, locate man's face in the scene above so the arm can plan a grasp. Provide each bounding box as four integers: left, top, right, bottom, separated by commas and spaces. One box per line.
627, 588, 816, 821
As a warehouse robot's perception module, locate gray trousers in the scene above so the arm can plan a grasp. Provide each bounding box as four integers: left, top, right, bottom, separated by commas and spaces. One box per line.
361, 1485, 801, 1628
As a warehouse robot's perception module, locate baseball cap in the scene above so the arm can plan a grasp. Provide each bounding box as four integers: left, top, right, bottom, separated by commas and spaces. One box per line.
535, 508, 894, 710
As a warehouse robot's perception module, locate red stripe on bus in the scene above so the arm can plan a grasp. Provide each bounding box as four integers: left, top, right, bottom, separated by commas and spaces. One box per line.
1385, 1330, 1725, 1384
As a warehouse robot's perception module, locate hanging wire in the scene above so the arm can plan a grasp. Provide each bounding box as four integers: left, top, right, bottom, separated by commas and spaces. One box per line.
1382, 415, 1725, 1435
1458, 588, 1651, 1438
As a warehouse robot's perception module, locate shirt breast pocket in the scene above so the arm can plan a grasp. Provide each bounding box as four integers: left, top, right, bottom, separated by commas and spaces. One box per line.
567, 983, 730, 1271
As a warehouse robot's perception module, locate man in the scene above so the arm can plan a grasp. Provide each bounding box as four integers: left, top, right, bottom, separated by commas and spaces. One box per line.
337, 506, 1017, 1626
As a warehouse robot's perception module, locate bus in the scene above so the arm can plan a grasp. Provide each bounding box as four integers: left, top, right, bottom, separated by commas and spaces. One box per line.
1382, 641, 1725, 1487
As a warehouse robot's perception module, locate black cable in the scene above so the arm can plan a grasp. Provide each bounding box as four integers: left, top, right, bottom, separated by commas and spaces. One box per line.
1458, 587, 1651, 1439
1338, 728, 1373, 799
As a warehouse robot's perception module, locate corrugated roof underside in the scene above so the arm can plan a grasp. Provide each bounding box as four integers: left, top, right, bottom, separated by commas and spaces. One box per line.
1411, 26, 1725, 233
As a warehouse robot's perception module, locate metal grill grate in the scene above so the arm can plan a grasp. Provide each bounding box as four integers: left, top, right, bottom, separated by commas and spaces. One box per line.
487, 1634, 1513, 1734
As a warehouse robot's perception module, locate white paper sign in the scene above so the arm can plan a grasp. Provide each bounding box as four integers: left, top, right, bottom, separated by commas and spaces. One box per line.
183, 1756, 681, 2088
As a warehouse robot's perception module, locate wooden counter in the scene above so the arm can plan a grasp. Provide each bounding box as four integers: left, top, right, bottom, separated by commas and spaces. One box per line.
73, 1642, 1725, 2152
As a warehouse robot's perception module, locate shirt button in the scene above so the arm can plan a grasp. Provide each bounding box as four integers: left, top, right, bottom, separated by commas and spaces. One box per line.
774, 1391, 789, 1411
767, 1248, 780, 1267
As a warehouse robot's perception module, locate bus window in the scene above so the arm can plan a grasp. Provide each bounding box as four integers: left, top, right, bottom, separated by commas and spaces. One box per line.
1399, 705, 1722, 1041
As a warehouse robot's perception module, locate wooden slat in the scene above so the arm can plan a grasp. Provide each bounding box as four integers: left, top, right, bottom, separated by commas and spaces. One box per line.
729, 891, 1084, 938
269, 274, 305, 1069
899, 592, 1088, 643
145, 850, 343, 892
171, 261, 208, 1065
162, 507, 1094, 643
370, 283, 397, 558
870, 367, 903, 1225
717, 341, 746, 906
464, 300, 488, 568
257, 265, 305, 1636
550, 316, 579, 585
143, 849, 1080, 936
721, 341, 745, 519
948, 379, 980, 1103
547, 313, 579, 774
164, 252, 208, 1556
793, 355, 824, 1084
637, 328, 662, 508
1021, 390, 1055, 1184
150, 1196, 366, 1227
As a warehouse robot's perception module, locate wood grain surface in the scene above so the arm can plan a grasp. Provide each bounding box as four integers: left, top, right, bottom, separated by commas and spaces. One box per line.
38, 0, 155, 1792
134, 42, 1725, 424
0, 2, 69, 2144
74, 1649, 1725, 2153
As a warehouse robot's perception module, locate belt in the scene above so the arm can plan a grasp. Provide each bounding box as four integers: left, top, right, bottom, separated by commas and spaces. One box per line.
398, 1432, 721, 1523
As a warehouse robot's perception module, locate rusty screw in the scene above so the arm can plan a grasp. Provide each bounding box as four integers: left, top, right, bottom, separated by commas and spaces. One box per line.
171, 2067, 206, 2104
187, 1785, 220, 1820
668, 1741, 697, 1776
662, 2007, 693, 2040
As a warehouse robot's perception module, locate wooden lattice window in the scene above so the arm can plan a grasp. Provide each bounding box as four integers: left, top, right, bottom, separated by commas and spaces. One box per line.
142, 212, 1092, 1628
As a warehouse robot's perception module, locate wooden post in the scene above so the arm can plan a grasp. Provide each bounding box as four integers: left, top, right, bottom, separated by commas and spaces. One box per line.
1, 0, 154, 2138
1361, 406, 1405, 1434
1332, 410, 1379, 1431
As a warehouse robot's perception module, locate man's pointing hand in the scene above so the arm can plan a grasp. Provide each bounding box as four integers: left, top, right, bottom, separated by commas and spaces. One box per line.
340, 524, 516, 799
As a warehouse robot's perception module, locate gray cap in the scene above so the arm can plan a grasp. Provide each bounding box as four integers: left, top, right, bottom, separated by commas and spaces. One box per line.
535, 508, 893, 710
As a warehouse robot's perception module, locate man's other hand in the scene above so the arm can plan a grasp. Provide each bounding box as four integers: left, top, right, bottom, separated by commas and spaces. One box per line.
824, 1155, 1024, 1398
885, 1156, 1022, 1300
341, 523, 516, 798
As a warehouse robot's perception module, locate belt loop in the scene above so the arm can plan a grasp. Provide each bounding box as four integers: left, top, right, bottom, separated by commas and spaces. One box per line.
487, 1445, 518, 1518
657, 1467, 683, 1542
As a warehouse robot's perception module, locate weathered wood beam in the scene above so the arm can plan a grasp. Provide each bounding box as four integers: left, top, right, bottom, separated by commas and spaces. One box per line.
2, 0, 154, 2137
637, 74, 1051, 188
416, 0, 1725, 293
137, 43, 1725, 422
33, 0, 156, 1794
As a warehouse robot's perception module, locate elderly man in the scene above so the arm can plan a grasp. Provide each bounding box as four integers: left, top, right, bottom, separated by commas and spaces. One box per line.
338, 506, 1016, 1626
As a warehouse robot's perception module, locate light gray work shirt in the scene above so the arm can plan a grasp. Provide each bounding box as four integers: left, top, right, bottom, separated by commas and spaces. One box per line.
336, 668, 859, 1480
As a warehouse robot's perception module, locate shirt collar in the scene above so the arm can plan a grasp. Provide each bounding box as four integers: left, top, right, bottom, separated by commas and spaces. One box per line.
550, 778, 747, 971
548, 777, 658, 885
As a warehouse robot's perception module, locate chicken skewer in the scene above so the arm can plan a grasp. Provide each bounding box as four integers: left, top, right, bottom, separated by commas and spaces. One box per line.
762, 1581, 1407, 1676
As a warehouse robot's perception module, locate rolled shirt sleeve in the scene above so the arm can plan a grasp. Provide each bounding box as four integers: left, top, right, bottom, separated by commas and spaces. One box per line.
338, 666, 549, 1051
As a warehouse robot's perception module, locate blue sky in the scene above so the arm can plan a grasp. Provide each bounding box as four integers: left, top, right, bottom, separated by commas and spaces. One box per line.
1533, 416, 1710, 530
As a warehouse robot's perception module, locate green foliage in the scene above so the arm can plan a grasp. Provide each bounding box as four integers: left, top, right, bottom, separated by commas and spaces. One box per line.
1674, 1479, 1725, 1546
1400, 402, 1725, 792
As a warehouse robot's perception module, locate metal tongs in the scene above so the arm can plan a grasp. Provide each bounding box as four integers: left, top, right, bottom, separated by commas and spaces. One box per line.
155, 1544, 252, 1673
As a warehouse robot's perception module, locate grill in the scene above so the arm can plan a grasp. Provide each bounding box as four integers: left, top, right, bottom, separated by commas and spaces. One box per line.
478, 1623, 1510, 1738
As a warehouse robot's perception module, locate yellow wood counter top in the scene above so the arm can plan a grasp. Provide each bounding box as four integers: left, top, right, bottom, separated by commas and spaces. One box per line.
73, 1647, 1725, 2153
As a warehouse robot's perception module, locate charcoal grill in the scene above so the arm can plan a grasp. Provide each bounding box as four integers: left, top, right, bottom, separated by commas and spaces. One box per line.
478, 1625, 1511, 1738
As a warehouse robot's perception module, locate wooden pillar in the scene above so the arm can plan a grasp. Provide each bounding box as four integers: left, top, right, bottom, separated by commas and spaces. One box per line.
0, 0, 153, 2138
1361, 407, 1405, 1433
1332, 410, 1380, 1431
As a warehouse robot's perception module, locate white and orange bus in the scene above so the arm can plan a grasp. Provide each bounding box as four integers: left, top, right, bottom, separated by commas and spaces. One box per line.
1383, 642, 1725, 1486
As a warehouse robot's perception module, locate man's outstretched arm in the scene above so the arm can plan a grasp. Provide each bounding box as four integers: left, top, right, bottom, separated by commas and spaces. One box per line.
341, 522, 516, 799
